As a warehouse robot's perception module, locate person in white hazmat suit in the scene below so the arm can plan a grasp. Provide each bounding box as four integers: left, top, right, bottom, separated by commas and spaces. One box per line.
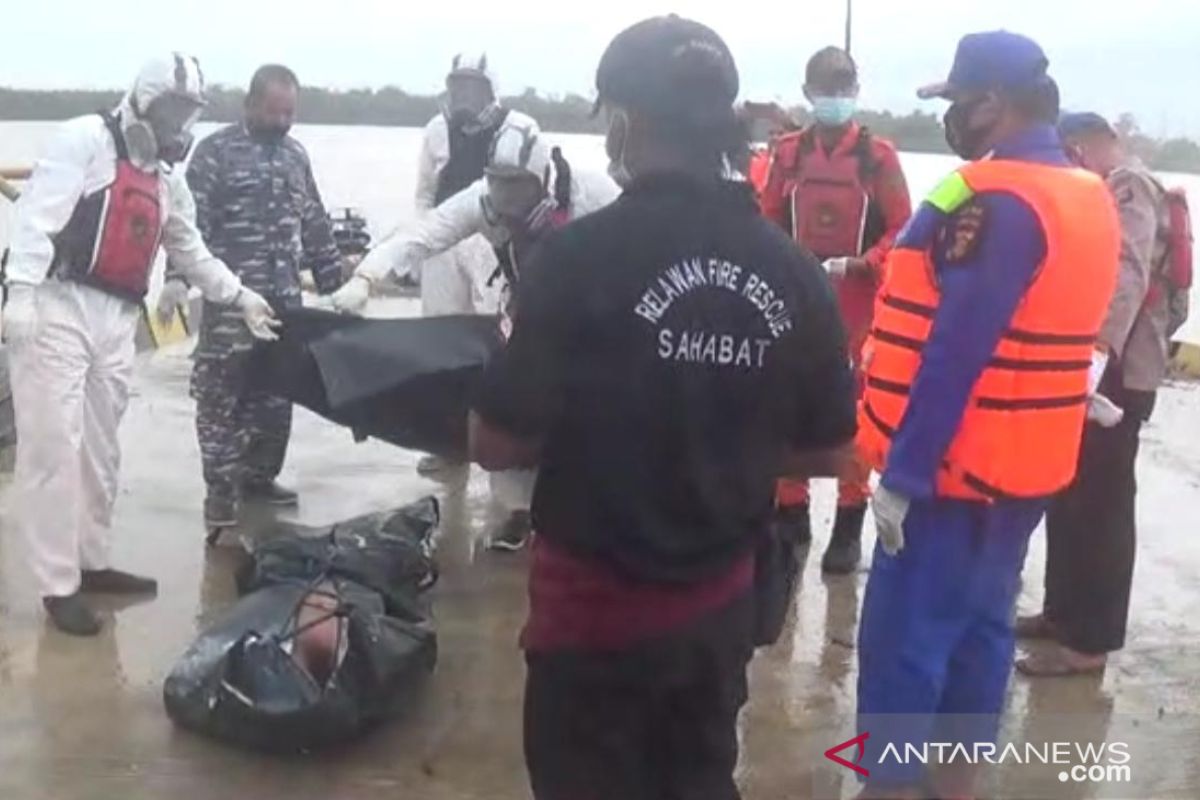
410, 53, 537, 476
332, 117, 618, 551
1, 54, 279, 637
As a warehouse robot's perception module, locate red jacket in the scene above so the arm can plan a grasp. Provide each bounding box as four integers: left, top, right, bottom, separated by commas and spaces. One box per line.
760, 123, 911, 364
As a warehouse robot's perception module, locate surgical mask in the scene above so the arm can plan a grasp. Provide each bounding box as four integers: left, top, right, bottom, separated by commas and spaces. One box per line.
943, 95, 998, 161
605, 108, 634, 188
812, 96, 857, 127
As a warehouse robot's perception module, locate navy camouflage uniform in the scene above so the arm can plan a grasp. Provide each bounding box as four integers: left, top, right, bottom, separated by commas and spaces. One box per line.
178, 124, 344, 501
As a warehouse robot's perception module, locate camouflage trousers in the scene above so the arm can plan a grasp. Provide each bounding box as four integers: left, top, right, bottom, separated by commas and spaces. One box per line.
191, 358, 292, 500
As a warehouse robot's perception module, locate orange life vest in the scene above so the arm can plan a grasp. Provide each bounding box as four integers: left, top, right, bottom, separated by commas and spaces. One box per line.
858, 159, 1120, 501
748, 148, 771, 196
771, 127, 875, 258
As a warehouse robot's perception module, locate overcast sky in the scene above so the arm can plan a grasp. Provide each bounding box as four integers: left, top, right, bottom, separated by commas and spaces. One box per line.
5, 0, 1199, 137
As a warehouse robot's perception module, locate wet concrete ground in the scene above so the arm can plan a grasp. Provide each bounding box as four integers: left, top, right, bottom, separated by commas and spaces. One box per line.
2, 307, 1200, 799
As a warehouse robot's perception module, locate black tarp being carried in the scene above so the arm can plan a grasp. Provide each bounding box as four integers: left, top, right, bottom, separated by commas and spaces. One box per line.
163, 498, 440, 752
250, 308, 504, 459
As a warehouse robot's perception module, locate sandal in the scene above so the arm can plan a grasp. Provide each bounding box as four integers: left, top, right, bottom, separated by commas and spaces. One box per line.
1015, 646, 1107, 677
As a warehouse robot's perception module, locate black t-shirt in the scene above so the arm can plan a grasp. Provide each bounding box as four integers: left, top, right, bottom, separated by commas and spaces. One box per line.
475, 172, 857, 583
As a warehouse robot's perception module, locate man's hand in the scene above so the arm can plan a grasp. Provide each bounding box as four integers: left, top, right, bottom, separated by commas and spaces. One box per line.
822, 257, 871, 279
3, 284, 39, 346
1087, 349, 1109, 395
331, 274, 371, 315
822, 257, 850, 278
871, 484, 911, 556
1086, 348, 1124, 427
156, 279, 189, 325
1087, 394, 1125, 428
236, 288, 281, 342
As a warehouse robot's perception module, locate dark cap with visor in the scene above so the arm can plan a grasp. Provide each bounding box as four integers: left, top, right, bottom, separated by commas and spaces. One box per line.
594, 15, 739, 127
918, 31, 1050, 100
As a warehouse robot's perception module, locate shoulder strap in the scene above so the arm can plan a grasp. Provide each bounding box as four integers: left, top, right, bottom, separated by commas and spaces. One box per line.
99, 111, 130, 162
852, 126, 879, 183
551, 147, 572, 210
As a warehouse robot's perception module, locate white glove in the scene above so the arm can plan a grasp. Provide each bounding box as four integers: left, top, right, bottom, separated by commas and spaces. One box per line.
871, 484, 911, 557
235, 288, 281, 341
156, 279, 189, 325
823, 257, 850, 278
330, 274, 371, 315
3, 284, 39, 346
1087, 349, 1109, 395
1087, 394, 1125, 428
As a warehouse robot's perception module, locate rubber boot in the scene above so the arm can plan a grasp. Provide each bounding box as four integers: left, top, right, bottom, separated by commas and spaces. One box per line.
44, 593, 102, 637
772, 503, 812, 548
243, 479, 299, 506
822, 504, 867, 575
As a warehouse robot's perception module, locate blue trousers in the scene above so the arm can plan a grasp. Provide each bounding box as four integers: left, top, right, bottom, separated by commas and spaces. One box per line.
856, 496, 1046, 787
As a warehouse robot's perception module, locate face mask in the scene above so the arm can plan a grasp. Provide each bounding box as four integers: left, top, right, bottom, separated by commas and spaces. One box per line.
943, 95, 997, 161
812, 96, 857, 127
605, 109, 634, 188
136, 95, 202, 164
249, 122, 291, 144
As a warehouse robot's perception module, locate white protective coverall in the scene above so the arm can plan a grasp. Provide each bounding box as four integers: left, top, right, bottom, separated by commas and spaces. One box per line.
4, 58, 249, 599
412, 86, 539, 316
348, 139, 619, 514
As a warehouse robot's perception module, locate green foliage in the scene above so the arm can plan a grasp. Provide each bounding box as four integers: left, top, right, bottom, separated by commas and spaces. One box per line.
2, 88, 1197, 172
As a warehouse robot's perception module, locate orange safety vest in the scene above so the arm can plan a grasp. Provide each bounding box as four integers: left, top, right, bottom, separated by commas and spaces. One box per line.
858, 159, 1120, 501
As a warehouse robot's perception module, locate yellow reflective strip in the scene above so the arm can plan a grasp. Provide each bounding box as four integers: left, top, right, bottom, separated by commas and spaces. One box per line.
926, 172, 974, 214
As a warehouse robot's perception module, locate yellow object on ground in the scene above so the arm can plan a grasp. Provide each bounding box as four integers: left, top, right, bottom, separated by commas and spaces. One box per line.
1172, 341, 1200, 378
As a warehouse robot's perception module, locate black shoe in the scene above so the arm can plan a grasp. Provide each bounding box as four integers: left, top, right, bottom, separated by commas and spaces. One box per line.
416, 454, 464, 477
80, 569, 158, 595
821, 504, 867, 575
488, 511, 532, 552
204, 494, 238, 528
244, 480, 299, 506
44, 593, 102, 636
773, 503, 812, 548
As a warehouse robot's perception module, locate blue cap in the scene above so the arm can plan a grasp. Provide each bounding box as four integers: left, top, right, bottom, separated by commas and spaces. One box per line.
1058, 112, 1117, 140
918, 31, 1050, 100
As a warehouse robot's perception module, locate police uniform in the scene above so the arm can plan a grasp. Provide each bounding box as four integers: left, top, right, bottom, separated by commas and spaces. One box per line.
1036, 144, 1178, 660
181, 124, 344, 503
854, 123, 1119, 788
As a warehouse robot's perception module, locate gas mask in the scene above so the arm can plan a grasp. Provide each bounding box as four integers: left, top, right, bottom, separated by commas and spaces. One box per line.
605, 107, 634, 188
125, 94, 202, 165
482, 174, 556, 237
942, 94, 1001, 161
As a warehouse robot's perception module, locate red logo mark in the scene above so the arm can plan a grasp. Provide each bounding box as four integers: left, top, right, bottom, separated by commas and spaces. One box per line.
825, 732, 870, 777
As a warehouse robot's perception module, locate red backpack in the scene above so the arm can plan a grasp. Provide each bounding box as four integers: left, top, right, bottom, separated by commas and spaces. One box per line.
1163, 187, 1194, 294
1146, 184, 1193, 336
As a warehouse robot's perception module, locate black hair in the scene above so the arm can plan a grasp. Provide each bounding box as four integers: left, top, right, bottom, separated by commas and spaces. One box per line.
247, 64, 300, 102
1007, 76, 1060, 125
805, 46, 858, 86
